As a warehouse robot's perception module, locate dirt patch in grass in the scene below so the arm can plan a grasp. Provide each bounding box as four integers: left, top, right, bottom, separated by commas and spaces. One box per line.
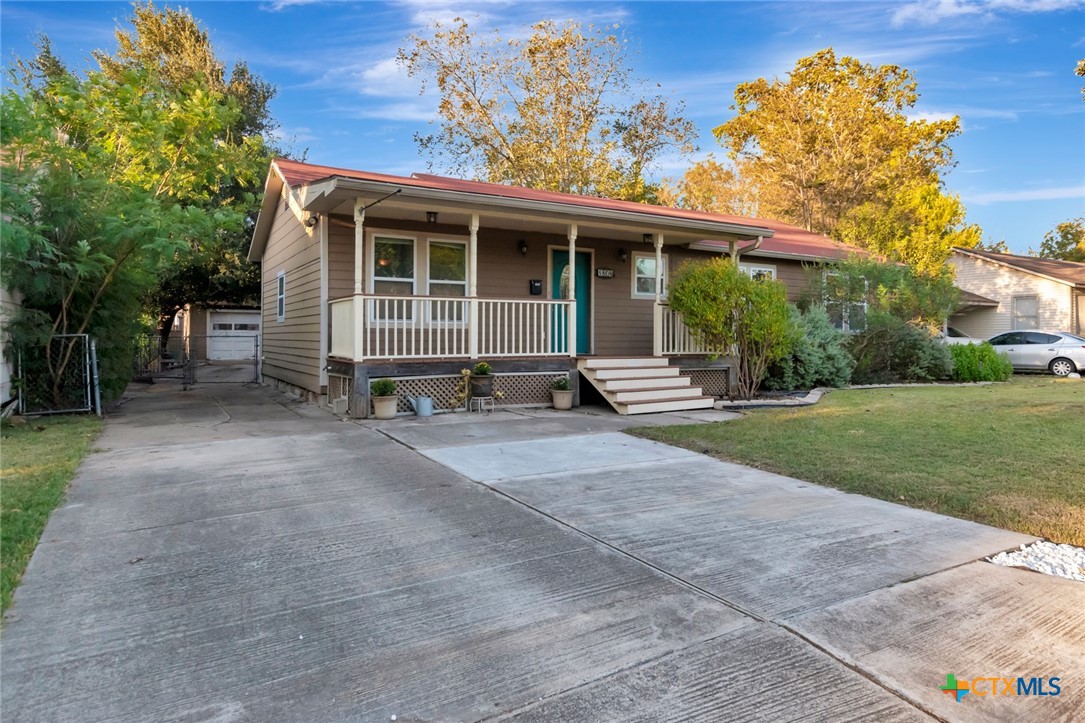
1, 415, 102, 613
631, 377, 1085, 546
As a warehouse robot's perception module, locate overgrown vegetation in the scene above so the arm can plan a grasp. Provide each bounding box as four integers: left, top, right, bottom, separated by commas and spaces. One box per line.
763, 306, 852, 391
803, 258, 957, 385
1, 416, 102, 612
950, 342, 1014, 382
1, 3, 276, 404
631, 378, 1085, 545
668, 258, 794, 400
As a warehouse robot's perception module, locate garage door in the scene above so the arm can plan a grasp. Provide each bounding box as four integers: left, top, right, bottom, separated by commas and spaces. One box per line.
208, 311, 260, 360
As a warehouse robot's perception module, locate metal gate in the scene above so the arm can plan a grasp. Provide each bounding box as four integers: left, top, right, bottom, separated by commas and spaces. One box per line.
18, 333, 102, 415
187, 335, 259, 383
134, 334, 258, 386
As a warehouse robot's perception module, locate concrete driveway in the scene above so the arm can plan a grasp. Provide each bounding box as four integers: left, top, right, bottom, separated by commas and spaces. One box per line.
2, 384, 1081, 722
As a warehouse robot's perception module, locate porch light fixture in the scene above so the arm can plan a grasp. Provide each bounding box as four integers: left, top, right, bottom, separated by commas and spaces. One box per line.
426, 211, 438, 224
618, 248, 628, 263
518, 239, 529, 256
304, 215, 319, 228
643, 233, 653, 244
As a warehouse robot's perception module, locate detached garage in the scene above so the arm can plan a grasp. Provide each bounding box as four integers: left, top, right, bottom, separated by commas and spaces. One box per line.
178, 305, 261, 361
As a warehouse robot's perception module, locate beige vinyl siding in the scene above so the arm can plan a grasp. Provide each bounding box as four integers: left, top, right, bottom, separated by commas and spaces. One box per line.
950, 254, 1074, 338
261, 201, 322, 393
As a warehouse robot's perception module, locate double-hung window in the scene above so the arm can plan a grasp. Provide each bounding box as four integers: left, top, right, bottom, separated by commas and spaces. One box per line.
276, 271, 286, 322
1012, 295, 1038, 329
632, 253, 668, 298
824, 271, 868, 333
739, 263, 777, 282
428, 241, 467, 322
373, 236, 416, 320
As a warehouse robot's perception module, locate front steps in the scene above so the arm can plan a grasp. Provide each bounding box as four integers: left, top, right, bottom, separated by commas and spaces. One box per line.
577, 357, 715, 415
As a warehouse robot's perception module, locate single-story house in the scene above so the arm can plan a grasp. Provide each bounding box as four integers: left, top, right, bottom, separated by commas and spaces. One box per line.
949, 247, 1085, 338
246, 159, 866, 416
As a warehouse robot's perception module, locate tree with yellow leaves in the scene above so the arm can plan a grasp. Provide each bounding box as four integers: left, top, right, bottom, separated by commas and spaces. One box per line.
398, 18, 696, 201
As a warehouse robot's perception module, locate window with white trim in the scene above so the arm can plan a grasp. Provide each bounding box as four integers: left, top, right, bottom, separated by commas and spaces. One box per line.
739, 262, 777, 281
276, 271, 286, 322
372, 236, 416, 320
1012, 295, 1038, 329
632, 253, 668, 298
823, 270, 867, 333
428, 240, 467, 321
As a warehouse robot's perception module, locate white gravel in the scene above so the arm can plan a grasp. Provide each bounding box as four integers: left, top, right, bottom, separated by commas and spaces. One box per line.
988, 541, 1085, 582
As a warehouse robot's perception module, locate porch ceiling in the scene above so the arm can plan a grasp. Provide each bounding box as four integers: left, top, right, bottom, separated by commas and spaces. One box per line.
301, 177, 771, 247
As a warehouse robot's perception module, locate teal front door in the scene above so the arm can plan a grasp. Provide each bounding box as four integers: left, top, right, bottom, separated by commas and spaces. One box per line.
551, 250, 591, 354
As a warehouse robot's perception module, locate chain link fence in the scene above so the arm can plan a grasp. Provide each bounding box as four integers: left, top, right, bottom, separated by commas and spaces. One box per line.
133, 334, 258, 386
17, 334, 101, 415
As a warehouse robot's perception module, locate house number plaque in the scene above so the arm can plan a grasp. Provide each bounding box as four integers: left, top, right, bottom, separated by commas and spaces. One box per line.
596, 268, 615, 278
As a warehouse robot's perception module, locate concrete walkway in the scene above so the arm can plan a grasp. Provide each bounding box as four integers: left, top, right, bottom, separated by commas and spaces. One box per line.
2, 385, 1081, 722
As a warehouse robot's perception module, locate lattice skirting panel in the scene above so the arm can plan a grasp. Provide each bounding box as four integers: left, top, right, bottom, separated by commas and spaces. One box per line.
328, 374, 353, 401
393, 375, 462, 413
381, 372, 569, 414
686, 368, 729, 398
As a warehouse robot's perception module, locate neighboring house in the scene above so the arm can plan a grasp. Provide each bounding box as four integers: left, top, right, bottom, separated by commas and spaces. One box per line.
949, 247, 1085, 338
247, 159, 866, 416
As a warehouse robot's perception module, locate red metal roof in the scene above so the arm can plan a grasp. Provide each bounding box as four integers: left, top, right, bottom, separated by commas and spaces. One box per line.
273, 158, 866, 259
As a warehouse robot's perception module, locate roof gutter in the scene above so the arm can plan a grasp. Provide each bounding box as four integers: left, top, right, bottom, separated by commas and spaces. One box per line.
304, 175, 776, 240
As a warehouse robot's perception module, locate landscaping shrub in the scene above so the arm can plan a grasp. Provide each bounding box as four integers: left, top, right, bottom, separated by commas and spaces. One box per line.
848, 313, 952, 384
950, 342, 1013, 382
668, 258, 794, 400
764, 306, 853, 390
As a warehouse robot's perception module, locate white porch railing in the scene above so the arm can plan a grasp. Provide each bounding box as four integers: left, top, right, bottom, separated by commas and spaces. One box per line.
653, 302, 722, 356
329, 294, 572, 361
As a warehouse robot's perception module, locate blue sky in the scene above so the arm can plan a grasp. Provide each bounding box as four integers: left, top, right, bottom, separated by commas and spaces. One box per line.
3, 0, 1083, 253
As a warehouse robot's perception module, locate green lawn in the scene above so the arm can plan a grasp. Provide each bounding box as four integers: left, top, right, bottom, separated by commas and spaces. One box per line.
631, 377, 1085, 546
1, 415, 102, 613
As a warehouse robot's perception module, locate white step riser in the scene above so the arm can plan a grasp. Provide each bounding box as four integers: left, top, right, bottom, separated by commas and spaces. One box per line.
612, 387, 706, 403
618, 398, 715, 415
601, 377, 692, 391
591, 367, 679, 380
579, 358, 669, 370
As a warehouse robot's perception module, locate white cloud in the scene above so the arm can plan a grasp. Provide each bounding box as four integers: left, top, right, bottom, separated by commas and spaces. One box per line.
359, 57, 416, 97
260, 0, 326, 11
966, 185, 1085, 204
892, 0, 1084, 26
908, 111, 959, 123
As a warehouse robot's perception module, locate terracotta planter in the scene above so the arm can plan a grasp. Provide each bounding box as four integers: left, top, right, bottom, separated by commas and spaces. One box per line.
551, 389, 574, 410
372, 395, 398, 420
469, 374, 494, 399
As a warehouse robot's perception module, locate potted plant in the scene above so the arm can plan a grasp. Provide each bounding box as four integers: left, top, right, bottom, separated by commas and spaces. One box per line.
370, 378, 398, 419
550, 376, 573, 410
469, 361, 494, 399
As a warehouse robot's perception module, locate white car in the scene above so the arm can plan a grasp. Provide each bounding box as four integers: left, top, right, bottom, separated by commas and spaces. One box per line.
986, 331, 1085, 377
941, 326, 977, 345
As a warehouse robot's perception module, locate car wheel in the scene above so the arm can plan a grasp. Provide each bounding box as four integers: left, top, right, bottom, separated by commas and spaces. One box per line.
1049, 358, 1076, 377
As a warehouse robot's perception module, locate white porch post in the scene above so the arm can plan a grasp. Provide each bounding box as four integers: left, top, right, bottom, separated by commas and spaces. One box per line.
468, 213, 479, 359
653, 234, 665, 356
567, 223, 578, 357
352, 200, 365, 361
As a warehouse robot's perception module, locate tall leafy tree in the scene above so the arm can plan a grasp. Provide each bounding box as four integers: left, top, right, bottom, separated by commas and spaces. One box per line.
91, 2, 277, 335
1033, 218, 1085, 262
1, 65, 257, 399
714, 49, 959, 237
656, 156, 755, 216
398, 18, 696, 201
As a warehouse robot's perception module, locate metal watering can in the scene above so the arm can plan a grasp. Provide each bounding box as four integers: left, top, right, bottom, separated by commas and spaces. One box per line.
406, 395, 433, 417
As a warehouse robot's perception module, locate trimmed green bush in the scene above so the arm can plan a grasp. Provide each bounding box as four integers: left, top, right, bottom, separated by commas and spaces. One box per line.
849, 313, 952, 384
764, 306, 853, 391
950, 342, 1013, 382
370, 378, 396, 396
